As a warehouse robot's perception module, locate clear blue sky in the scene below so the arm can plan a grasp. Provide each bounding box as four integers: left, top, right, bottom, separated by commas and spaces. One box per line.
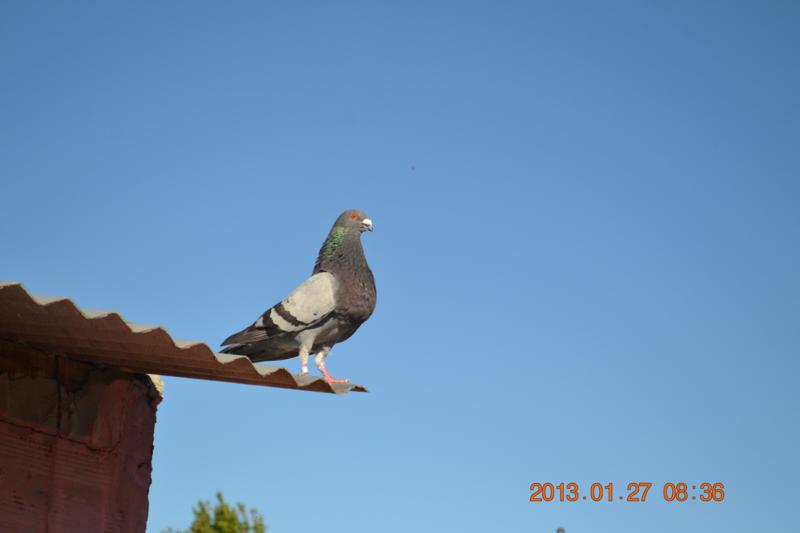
2, 1, 798, 532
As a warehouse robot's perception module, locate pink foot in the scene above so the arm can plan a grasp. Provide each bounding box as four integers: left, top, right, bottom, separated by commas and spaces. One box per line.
322, 368, 349, 384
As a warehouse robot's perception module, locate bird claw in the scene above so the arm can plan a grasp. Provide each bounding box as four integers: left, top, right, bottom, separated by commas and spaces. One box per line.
321, 369, 349, 384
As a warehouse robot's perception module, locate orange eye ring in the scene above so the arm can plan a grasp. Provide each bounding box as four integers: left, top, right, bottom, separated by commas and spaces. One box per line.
350, 214, 358, 220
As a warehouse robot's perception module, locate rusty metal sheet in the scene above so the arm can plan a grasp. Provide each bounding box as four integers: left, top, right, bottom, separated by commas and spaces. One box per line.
0, 282, 366, 395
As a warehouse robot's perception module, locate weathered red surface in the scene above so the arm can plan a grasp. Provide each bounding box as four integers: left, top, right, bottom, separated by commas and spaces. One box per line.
0, 342, 161, 533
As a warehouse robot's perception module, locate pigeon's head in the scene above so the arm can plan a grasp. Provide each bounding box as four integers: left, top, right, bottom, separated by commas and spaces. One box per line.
336, 209, 373, 233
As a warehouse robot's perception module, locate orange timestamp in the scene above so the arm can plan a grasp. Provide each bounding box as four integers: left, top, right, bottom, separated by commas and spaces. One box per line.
529, 482, 725, 503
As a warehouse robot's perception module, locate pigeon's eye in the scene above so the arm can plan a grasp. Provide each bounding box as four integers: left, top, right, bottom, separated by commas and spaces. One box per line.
350, 214, 358, 221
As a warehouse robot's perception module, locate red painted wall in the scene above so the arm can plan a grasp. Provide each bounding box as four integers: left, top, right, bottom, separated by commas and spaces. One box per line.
0, 344, 161, 533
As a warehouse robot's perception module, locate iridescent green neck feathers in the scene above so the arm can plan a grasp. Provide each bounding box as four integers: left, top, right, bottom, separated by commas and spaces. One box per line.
324, 227, 348, 257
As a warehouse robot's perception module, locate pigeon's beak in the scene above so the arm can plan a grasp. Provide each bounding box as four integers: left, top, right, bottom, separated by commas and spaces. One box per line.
361, 218, 374, 232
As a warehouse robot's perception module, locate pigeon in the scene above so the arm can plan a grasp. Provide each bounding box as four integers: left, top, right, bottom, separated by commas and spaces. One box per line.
220, 209, 377, 383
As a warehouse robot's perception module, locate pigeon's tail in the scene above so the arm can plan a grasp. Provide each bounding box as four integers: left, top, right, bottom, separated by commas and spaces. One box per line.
219, 343, 248, 355
218, 337, 299, 363
221, 324, 264, 347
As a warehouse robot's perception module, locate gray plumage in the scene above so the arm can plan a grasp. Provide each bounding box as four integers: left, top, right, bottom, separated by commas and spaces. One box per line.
221, 209, 376, 380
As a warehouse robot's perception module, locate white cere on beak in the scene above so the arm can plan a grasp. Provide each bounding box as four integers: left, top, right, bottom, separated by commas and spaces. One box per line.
362, 218, 373, 231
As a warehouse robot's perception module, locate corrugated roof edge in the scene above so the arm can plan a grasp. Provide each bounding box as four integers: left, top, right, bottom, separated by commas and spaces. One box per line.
0, 282, 366, 395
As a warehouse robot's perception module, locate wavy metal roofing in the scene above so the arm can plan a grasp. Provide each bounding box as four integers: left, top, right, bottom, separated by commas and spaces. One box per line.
0, 282, 366, 395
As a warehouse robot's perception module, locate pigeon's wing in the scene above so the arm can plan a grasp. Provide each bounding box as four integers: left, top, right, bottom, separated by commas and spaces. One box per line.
221, 272, 337, 347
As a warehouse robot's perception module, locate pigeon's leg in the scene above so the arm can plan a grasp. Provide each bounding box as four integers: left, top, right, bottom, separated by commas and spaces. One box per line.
299, 345, 310, 376
315, 347, 349, 384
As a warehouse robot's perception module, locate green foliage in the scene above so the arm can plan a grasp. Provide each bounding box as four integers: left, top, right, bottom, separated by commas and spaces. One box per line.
162, 492, 267, 533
